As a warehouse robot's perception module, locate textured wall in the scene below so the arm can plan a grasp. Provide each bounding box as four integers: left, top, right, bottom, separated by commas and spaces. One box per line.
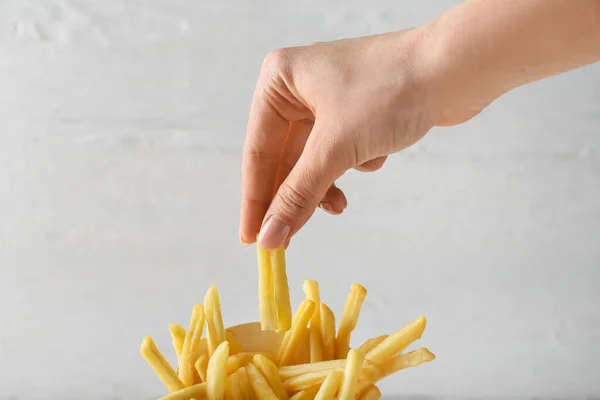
1, 1, 599, 399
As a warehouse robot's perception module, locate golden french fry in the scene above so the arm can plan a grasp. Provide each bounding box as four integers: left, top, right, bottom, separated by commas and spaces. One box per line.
357, 384, 381, 400
140, 336, 185, 392
365, 316, 426, 365
158, 382, 206, 400
319, 304, 336, 361
225, 372, 238, 400
247, 362, 279, 400
252, 354, 289, 400
206, 341, 230, 400
380, 348, 435, 378
257, 244, 278, 331
303, 280, 322, 362
226, 329, 242, 355
289, 385, 320, 400
278, 359, 379, 380
279, 300, 316, 366
168, 323, 186, 363
237, 366, 257, 400
335, 284, 367, 359
195, 355, 208, 383
283, 370, 330, 392
272, 246, 292, 332
338, 349, 365, 400
226, 352, 257, 375
358, 335, 387, 355
314, 370, 343, 400
204, 285, 226, 358
179, 304, 206, 386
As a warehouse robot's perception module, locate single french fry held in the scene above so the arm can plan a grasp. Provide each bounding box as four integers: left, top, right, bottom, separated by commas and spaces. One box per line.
206, 341, 230, 400
257, 244, 278, 331
335, 284, 367, 359
178, 304, 206, 386
247, 362, 279, 400
272, 246, 292, 332
338, 349, 365, 400
140, 336, 185, 392
365, 316, 426, 365
279, 300, 316, 366
314, 370, 343, 400
204, 285, 226, 358
319, 304, 336, 361
253, 354, 289, 400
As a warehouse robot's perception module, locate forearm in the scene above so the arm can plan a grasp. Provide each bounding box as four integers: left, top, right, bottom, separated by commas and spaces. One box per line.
418, 0, 600, 122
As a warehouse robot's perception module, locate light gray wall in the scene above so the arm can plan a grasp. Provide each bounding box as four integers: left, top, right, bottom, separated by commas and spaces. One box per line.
1, 1, 598, 399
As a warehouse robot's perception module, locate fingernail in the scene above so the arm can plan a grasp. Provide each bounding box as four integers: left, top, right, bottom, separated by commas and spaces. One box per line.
257, 217, 291, 249
239, 226, 249, 247
320, 202, 341, 216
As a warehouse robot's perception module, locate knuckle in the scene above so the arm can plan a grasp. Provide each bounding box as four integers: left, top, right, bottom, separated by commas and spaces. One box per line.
275, 181, 314, 217
262, 48, 294, 74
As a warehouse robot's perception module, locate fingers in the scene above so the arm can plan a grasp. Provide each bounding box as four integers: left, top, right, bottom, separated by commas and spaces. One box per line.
319, 184, 347, 215
240, 94, 290, 246
354, 156, 387, 172
257, 124, 350, 249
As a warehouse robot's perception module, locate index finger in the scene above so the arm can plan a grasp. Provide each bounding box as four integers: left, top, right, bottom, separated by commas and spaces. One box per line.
241, 89, 289, 245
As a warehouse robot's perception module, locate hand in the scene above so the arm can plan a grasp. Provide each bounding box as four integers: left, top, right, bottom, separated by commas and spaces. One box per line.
240, 29, 448, 249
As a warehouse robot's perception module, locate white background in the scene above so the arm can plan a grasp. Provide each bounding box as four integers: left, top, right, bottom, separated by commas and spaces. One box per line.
1, 1, 599, 399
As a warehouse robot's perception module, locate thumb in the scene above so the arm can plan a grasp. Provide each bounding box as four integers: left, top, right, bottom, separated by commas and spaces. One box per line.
257, 130, 348, 249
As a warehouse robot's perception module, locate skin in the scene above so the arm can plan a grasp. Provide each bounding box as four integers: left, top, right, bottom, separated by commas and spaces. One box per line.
240, 0, 600, 250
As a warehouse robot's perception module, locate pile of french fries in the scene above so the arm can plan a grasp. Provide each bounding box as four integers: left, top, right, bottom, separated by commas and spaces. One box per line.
141, 245, 435, 400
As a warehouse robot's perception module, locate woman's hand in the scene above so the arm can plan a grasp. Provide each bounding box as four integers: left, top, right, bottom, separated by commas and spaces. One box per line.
240, 29, 452, 249
240, 0, 600, 250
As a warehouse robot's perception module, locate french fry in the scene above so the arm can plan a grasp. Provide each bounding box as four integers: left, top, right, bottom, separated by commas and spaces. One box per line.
380, 348, 435, 378
179, 304, 206, 386
252, 354, 289, 400
247, 362, 279, 400
278, 359, 379, 380
357, 384, 381, 400
226, 329, 242, 355
257, 244, 278, 331
358, 335, 387, 355
314, 370, 343, 400
338, 349, 365, 400
225, 372, 238, 400
335, 284, 367, 359
303, 280, 322, 362
365, 316, 426, 365
279, 300, 316, 366
204, 285, 226, 358
283, 370, 330, 392
226, 352, 269, 375
158, 382, 206, 400
319, 304, 336, 361
168, 323, 186, 363
237, 366, 257, 400
140, 336, 185, 392
206, 341, 230, 400
195, 355, 208, 383
289, 385, 320, 400
272, 245, 292, 332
